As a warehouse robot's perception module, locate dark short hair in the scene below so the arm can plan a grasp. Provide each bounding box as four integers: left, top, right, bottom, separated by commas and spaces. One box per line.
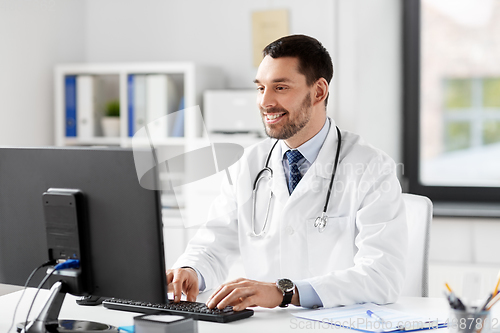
263, 35, 334, 92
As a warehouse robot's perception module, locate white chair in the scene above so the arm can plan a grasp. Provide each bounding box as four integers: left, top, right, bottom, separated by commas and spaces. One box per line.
400, 193, 433, 297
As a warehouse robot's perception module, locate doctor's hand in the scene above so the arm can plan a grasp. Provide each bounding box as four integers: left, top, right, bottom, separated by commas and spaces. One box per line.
166, 267, 199, 303
206, 278, 299, 311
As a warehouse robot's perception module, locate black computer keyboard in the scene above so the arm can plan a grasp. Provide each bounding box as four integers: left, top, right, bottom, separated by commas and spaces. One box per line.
102, 298, 254, 323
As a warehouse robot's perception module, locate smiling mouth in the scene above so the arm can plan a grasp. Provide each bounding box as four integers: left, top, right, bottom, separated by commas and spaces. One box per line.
264, 112, 286, 123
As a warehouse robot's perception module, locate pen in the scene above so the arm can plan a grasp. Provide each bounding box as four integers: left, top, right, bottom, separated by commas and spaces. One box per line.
480, 293, 493, 311
486, 291, 500, 311
493, 270, 500, 296
444, 283, 466, 311
367, 310, 385, 323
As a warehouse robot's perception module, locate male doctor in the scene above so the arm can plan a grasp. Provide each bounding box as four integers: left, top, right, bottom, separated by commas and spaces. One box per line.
167, 35, 407, 311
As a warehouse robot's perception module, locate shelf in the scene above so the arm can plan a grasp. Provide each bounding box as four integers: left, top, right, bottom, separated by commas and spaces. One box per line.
62, 137, 122, 146
123, 137, 188, 147
54, 62, 224, 147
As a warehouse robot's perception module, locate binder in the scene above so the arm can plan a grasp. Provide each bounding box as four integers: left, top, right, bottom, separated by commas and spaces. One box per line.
127, 75, 134, 137
128, 74, 148, 137
76, 75, 96, 139
171, 97, 185, 137
134, 75, 147, 135
146, 74, 178, 139
65, 76, 77, 137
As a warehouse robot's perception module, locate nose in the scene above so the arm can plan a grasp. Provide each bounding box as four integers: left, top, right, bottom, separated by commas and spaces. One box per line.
258, 88, 276, 110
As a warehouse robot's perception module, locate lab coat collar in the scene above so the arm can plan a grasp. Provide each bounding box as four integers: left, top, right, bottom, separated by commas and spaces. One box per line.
279, 118, 330, 165
269, 117, 340, 198
280, 118, 339, 205
308, 118, 341, 180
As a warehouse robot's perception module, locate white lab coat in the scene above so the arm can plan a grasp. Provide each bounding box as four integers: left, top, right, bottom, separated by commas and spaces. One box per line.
173, 121, 407, 308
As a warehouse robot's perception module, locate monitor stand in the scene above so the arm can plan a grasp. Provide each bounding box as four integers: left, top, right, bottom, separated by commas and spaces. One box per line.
17, 281, 118, 333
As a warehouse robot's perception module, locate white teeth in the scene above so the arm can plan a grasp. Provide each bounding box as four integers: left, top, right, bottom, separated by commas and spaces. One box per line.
266, 114, 283, 120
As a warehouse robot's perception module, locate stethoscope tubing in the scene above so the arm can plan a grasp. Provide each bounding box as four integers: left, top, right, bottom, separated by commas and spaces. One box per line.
322, 126, 342, 214
250, 125, 342, 236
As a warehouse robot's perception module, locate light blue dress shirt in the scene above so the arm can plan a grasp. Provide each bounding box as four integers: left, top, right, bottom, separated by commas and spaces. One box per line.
191, 118, 331, 308
279, 118, 330, 308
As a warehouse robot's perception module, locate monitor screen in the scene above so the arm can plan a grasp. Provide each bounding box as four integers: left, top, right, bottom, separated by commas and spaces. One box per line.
0, 147, 167, 304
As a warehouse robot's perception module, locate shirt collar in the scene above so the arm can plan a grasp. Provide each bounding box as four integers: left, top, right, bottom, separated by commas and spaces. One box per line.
280, 118, 331, 164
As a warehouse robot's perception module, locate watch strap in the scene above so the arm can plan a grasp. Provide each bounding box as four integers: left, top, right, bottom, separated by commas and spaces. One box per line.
279, 290, 294, 307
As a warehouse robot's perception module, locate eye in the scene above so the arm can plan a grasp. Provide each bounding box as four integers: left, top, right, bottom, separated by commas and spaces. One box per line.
275, 86, 288, 91
256, 86, 264, 92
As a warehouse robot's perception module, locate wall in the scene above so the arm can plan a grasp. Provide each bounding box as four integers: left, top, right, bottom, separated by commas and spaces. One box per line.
0, 0, 402, 163
83, 0, 335, 89
0, 0, 85, 146
334, 0, 402, 164
83, 0, 403, 162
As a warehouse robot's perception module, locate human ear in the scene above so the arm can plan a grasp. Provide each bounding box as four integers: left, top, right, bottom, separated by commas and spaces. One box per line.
313, 78, 329, 106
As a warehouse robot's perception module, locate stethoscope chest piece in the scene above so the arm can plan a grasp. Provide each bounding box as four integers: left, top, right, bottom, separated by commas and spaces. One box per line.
314, 212, 328, 233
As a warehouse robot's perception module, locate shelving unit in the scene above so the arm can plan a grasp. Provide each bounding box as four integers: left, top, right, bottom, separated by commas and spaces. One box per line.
54, 63, 226, 262
54, 62, 224, 147
53, 63, 267, 265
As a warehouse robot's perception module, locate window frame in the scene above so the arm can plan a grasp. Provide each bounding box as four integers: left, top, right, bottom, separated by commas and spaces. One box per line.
402, 0, 500, 204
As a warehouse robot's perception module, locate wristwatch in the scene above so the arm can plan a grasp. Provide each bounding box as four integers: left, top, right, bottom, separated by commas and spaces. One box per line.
276, 278, 295, 307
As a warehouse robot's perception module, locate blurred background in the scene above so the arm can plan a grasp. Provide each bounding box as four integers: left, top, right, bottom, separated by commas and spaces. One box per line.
0, 0, 499, 299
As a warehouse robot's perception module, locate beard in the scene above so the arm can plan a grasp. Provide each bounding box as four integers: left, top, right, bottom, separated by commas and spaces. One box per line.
260, 92, 312, 140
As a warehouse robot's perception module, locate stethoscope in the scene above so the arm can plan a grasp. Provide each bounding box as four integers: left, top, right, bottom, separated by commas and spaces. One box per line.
250, 125, 342, 237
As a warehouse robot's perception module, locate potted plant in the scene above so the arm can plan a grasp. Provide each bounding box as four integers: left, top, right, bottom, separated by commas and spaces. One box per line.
101, 100, 120, 137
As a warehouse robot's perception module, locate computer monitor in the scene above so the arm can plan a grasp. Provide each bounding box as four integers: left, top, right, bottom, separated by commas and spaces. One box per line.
0, 147, 168, 326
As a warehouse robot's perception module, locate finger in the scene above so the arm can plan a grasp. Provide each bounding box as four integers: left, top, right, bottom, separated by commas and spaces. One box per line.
206, 283, 226, 307
233, 296, 257, 311
206, 277, 249, 304
206, 279, 252, 308
186, 292, 197, 302
185, 283, 199, 302
217, 287, 253, 310
166, 271, 174, 291
206, 284, 236, 309
171, 276, 183, 303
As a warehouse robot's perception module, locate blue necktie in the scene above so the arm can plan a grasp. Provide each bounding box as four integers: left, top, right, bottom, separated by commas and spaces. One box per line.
285, 150, 304, 194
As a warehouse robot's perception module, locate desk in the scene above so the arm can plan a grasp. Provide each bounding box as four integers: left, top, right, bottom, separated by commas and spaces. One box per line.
0, 289, 491, 333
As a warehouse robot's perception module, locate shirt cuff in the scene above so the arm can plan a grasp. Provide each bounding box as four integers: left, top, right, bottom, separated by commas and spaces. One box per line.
295, 280, 323, 308
182, 266, 206, 292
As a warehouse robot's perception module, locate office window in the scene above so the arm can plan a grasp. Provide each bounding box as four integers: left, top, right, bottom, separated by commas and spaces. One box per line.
403, 0, 500, 205
443, 78, 500, 153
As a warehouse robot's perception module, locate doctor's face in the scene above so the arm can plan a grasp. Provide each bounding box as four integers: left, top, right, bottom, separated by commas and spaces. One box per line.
254, 56, 315, 143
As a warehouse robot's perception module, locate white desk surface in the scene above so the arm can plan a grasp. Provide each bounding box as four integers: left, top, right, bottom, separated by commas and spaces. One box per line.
0, 288, 495, 333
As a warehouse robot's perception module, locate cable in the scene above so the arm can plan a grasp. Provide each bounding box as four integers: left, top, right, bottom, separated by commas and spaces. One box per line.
22, 259, 80, 333
6, 260, 56, 333
22, 269, 57, 332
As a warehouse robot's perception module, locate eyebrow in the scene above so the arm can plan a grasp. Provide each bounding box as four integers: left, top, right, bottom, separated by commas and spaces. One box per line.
253, 78, 293, 84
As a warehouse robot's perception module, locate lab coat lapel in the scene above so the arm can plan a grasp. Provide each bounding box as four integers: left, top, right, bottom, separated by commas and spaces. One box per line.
287, 121, 340, 202
310, 120, 341, 180
269, 142, 289, 208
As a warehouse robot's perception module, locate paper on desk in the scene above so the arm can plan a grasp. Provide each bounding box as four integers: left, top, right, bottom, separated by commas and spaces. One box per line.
292, 303, 446, 332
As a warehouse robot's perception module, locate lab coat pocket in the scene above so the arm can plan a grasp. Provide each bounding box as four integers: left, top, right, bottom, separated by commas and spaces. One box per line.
305, 216, 351, 276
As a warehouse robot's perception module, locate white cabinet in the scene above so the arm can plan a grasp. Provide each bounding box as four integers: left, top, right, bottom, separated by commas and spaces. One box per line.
54, 62, 224, 147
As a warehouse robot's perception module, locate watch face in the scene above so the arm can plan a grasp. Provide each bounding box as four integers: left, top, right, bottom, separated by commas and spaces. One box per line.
277, 278, 294, 292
